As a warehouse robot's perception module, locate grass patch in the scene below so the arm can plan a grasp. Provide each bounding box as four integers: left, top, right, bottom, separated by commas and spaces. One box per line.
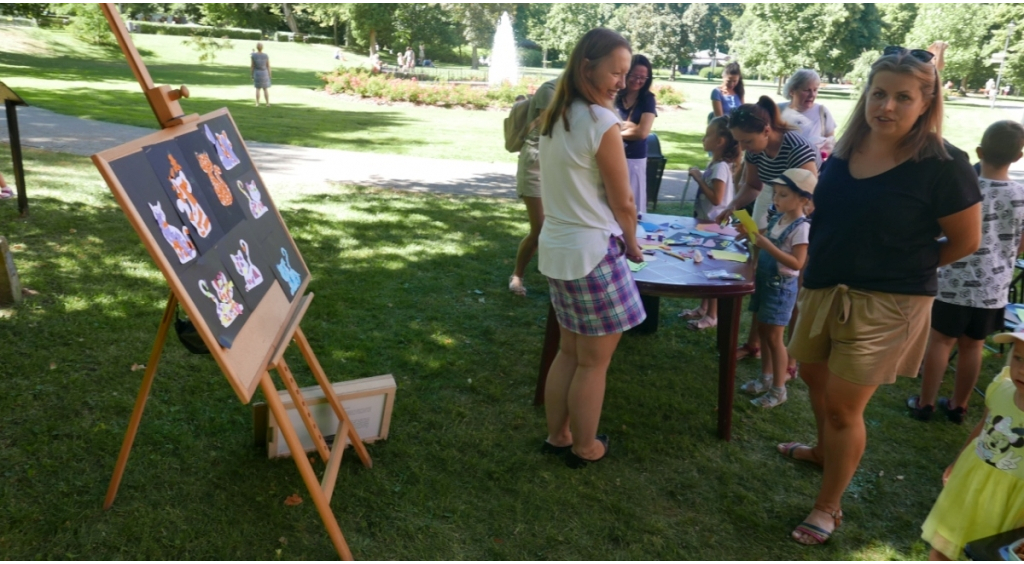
0, 146, 1004, 559
2, 27, 1015, 173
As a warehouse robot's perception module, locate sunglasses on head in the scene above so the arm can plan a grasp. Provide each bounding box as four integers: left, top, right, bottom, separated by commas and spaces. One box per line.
883, 46, 935, 63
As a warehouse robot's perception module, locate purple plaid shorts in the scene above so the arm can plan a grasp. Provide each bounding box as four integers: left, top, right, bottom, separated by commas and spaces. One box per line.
547, 236, 647, 336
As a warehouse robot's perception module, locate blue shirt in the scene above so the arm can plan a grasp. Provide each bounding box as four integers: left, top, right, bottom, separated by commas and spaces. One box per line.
711, 88, 741, 116
616, 91, 657, 159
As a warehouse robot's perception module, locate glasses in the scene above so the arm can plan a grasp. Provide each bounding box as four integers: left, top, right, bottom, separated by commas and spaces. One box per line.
883, 46, 935, 63
627, 74, 649, 83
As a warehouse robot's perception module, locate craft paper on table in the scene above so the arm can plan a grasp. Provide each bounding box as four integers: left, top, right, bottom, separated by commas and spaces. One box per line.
199, 115, 251, 181
709, 250, 749, 263
704, 269, 744, 280
691, 229, 717, 237
143, 140, 224, 254
696, 223, 739, 237
216, 222, 274, 310
626, 260, 648, 272
110, 152, 198, 275
262, 226, 308, 301
733, 209, 759, 244
638, 221, 662, 233
178, 253, 251, 348
175, 129, 246, 234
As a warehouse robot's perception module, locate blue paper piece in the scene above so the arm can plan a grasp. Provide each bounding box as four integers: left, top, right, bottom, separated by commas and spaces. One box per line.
691, 229, 717, 237
638, 221, 661, 232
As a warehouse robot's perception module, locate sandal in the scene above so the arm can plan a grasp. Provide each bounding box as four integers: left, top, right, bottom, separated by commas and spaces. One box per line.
687, 315, 717, 331
786, 364, 798, 382
938, 397, 967, 425
678, 306, 706, 320
0, 186, 12, 200
777, 442, 822, 467
739, 375, 772, 396
508, 275, 526, 297
566, 434, 609, 469
751, 387, 787, 408
736, 343, 760, 360
792, 506, 842, 545
907, 395, 934, 422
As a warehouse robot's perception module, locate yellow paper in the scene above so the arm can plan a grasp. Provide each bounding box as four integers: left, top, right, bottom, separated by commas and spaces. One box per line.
710, 250, 749, 263
733, 209, 758, 244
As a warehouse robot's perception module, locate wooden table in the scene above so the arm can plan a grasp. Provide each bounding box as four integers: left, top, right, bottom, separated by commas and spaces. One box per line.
533, 213, 756, 441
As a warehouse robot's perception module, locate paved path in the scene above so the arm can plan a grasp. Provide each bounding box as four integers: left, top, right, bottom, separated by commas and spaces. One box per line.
0, 105, 694, 203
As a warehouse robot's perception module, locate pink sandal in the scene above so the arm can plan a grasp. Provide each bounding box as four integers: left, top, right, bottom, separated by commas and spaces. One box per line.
0, 186, 13, 200
736, 343, 760, 360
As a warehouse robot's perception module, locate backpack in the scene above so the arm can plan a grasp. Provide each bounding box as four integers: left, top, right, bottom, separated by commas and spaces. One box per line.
503, 96, 533, 153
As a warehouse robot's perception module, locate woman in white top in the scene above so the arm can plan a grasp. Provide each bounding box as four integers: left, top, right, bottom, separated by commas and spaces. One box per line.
779, 69, 837, 166
538, 28, 646, 469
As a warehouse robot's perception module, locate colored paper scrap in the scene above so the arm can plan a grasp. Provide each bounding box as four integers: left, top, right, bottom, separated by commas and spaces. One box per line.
697, 223, 739, 237
641, 244, 671, 251
691, 229, 717, 237
704, 269, 744, 280
733, 209, 759, 244
638, 221, 661, 232
626, 260, 648, 272
710, 250, 749, 262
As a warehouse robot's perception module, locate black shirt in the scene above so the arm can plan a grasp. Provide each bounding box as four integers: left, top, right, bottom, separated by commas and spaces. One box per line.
803, 142, 981, 295
616, 91, 657, 159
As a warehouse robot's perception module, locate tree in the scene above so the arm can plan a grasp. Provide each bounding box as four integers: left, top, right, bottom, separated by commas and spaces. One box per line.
990, 4, 1024, 92
349, 3, 398, 55
540, 3, 616, 63
392, 4, 462, 58
443, 3, 515, 69
200, 3, 284, 33
906, 3, 996, 90
281, 3, 298, 34
300, 3, 351, 46
879, 3, 918, 47
51, 3, 116, 46
616, 3, 687, 78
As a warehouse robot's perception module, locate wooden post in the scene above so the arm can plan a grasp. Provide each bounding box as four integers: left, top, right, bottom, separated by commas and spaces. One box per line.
0, 236, 22, 305
6, 99, 27, 217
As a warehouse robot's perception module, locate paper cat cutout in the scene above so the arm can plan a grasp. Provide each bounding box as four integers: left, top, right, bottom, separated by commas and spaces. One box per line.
196, 151, 232, 206
148, 201, 196, 264
204, 124, 241, 170
276, 247, 302, 296
167, 154, 212, 238
236, 179, 268, 219
199, 272, 244, 328
230, 239, 264, 291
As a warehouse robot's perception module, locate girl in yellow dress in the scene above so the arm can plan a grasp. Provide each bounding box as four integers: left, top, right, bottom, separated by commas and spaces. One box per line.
921, 331, 1024, 560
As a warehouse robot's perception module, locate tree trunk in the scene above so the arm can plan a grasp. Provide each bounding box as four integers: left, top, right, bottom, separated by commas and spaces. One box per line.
344, 20, 353, 47
777, 75, 783, 95
332, 15, 338, 46
471, 43, 479, 70
281, 3, 298, 34
670, 56, 677, 80
542, 46, 548, 69
369, 29, 377, 56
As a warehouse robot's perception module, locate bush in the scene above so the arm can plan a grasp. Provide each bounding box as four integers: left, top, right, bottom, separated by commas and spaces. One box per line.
652, 85, 684, 106
135, 21, 261, 40
0, 15, 37, 27
67, 5, 116, 46
698, 66, 724, 80
518, 47, 543, 68
273, 31, 334, 45
321, 67, 537, 109
37, 15, 69, 29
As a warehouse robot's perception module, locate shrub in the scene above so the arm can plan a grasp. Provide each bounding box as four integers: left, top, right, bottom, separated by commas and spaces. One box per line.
518, 47, 543, 68
320, 67, 536, 109
67, 4, 116, 46
135, 21, 261, 40
698, 66, 724, 80
37, 15, 69, 29
652, 85, 684, 106
0, 15, 37, 27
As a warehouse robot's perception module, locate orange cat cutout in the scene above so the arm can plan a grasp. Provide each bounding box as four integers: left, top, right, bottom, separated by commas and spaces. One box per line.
166, 154, 212, 238
196, 151, 232, 206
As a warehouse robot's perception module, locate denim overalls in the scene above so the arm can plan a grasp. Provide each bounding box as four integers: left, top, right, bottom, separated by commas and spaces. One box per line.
749, 215, 807, 326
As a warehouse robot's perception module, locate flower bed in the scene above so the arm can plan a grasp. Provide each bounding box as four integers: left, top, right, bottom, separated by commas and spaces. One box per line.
321, 67, 536, 109
653, 85, 685, 106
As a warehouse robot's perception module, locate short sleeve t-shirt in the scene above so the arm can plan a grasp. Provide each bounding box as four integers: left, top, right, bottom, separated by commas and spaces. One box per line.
937, 177, 1024, 308
616, 91, 657, 159
766, 217, 810, 278
711, 88, 741, 116
745, 131, 817, 229
694, 160, 734, 223
975, 366, 1024, 480
803, 143, 982, 295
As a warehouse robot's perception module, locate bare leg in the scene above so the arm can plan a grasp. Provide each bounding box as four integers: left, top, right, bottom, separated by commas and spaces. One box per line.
544, 324, 577, 448
738, 312, 761, 358
764, 325, 788, 389
255, 88, 260, 106
929, 547, 952, 561
510, 196, 544, 295
778, 361, 827, 465
568, 331, 622, 460
787, 304, 799, 374
950, 335, 984, 409
758, 322, 773, 377
264, 88, 270, 107
706, 298, 718, 322
793, 372, 878, 543
920, 329, 956, 406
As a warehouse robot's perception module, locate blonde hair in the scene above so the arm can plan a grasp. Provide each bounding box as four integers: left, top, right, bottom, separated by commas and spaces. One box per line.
833, 52, 947, 161
540, 28, 631, 137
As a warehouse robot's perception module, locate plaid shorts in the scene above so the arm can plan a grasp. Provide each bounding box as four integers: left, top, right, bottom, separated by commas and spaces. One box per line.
547, 236, 647, 336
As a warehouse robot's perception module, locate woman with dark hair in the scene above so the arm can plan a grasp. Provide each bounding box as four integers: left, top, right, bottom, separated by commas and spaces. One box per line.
782, 48, 981, 545
711, 62, 744, 119
717, 96, 817, 361
616, 54, 657, 215
538, 28, 646, 469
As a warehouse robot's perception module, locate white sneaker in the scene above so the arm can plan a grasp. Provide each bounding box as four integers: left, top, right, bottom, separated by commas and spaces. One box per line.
751, 387, 787, 409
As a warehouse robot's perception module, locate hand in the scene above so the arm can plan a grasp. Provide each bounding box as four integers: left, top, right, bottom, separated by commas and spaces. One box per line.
625, 243, 644, 263
688, 166, 702, 179
714, 206, 735, 225
942, 462, 954, 486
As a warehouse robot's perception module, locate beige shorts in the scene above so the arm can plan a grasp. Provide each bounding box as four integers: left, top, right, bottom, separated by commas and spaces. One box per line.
787, 285, 933, 386
516, 144, 541, 199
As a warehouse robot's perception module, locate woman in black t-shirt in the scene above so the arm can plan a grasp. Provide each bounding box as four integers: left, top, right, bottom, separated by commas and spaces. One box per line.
616, 54, 657, 215
783, 49, 981, 545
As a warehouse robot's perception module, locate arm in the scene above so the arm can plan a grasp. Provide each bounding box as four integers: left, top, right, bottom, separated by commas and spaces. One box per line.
798, 159, 818, 177
712, 99, 724, 117
715, 160, 763, 222
621, 112, 655, 141
755, 238, 808, 271
250, 58, 255, 77
266, 58, 271, 79
936, 203, 982, 267
688, 166, 726, 206
596, 125, 642, 262
942, 408, 987, 485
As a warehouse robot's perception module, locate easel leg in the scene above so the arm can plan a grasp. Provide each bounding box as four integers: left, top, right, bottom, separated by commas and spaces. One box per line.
294, 327, 372, 469
275, 357, 332, 463
261, 371, 354, 561
104, 291, 177, 509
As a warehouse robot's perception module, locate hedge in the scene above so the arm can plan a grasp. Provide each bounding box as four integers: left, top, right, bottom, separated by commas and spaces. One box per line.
698, 66, 724, 80
133, 21, 262, 40
273, 31, 334, 45
0, 15, 38, 27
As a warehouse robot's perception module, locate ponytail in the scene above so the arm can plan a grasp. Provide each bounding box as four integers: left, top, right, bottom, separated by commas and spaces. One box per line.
727, 96, 795, 134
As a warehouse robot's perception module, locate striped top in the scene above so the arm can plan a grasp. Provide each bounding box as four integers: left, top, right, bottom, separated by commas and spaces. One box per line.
746, 131, 817, 229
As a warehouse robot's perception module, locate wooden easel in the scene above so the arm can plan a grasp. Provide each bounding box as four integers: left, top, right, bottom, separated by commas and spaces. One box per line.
97, 5, 371, 560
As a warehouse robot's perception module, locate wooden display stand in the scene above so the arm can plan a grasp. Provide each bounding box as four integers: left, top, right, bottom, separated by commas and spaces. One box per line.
94, 5, 371, 560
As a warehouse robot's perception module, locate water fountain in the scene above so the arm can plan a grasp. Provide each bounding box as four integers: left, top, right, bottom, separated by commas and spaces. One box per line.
488, 11, 518, 87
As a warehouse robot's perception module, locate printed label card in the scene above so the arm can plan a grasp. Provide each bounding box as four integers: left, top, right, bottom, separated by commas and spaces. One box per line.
143, 140, 224, 254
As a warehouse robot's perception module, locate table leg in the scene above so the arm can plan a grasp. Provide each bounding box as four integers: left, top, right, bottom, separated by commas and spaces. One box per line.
534, 303, 560, 406
716, 295, 742, 441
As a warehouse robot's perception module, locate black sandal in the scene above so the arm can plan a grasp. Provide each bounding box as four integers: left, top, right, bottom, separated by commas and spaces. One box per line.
565, 434, 609, 469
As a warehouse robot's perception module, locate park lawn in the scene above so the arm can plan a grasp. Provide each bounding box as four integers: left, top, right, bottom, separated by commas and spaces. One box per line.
3, 26, 1016, 174
0, 146, 1004, 560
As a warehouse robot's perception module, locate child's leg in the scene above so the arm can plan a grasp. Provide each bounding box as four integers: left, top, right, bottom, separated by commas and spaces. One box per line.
706, 298, 717, 321
758, 321, 773, 378
928, 548, 951, 561
764, 324, 788, 389
950, 335, 984, 409
920, 328, 957, 407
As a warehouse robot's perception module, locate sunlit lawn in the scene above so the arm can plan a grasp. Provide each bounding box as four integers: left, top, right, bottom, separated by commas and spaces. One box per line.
0, 147, 1004, 559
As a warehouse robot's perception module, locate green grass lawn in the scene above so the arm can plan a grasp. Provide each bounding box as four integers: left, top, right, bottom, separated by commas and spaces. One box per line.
0, 147, 1005, 559
1, 26, 1016, 174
